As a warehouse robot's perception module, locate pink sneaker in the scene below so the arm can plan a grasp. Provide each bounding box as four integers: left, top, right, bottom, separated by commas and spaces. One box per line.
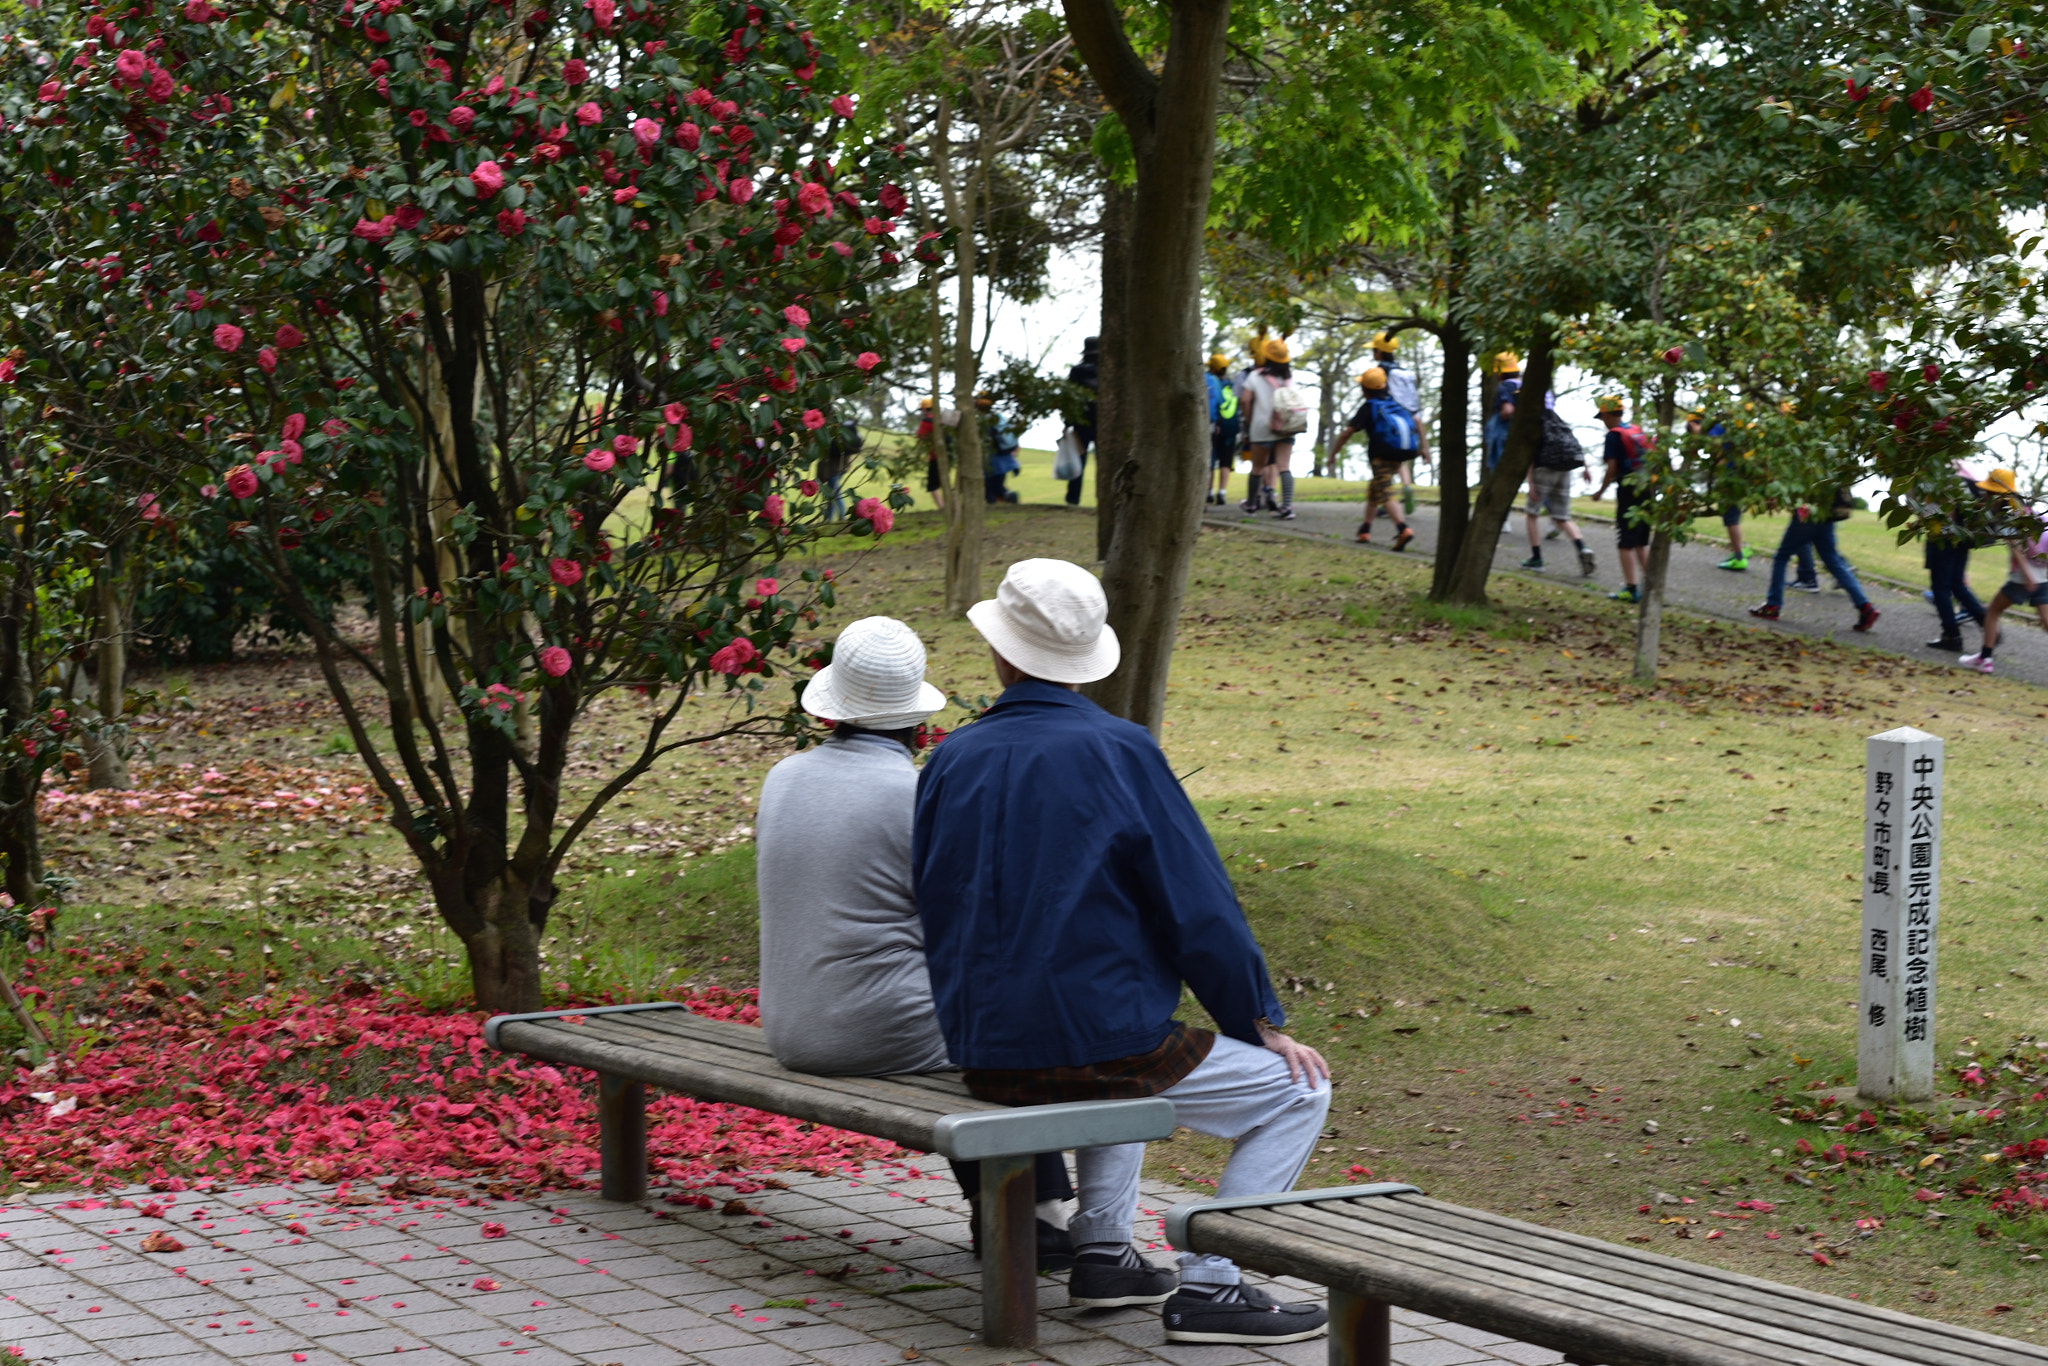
1959, 652, 1995, 673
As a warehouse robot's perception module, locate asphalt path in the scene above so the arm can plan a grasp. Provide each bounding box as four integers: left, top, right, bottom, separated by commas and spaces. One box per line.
1204, 492, 2048, 689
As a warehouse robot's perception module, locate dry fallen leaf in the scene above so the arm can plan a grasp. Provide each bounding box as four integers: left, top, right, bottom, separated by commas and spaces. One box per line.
139, 1232, 184, 1253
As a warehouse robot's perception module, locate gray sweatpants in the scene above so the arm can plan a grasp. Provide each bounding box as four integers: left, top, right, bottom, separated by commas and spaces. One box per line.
1069, 1035, 1331, 1285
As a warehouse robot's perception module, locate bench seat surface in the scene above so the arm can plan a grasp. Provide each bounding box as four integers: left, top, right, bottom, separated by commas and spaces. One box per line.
1179, 1190, 2048, 1366
493, 1006, 997, 1152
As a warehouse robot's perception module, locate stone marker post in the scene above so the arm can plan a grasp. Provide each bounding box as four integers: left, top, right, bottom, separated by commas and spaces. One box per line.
1858, 726, 1943, 1104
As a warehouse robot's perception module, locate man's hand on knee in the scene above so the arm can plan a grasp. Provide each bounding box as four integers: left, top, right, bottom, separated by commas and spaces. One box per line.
1256, 1019, 1331, 1087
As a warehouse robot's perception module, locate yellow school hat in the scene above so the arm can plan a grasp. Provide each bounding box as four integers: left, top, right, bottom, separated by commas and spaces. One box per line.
1358, 367, 1388, 389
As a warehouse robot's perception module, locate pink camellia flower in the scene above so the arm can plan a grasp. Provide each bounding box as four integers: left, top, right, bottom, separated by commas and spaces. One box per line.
449, 105, 476, 130
137, 492, 162, 521
200, 483, 218, 498
564, 58, 588, 85
116, 50, 148, 83
225, 465, 259, 499
184, 0, 219, 20
672, 423, 693, 450
632, 117, 661, 149
575, 101, 602, 126
282, 412, 306, 440
1661, 346, 1683, 366
147, 68, 174, 102
275, 324, 306, 349
1923, 362, 1940, 382
1845, 79, 1869, 102
761, 493, 787, 528
391, 204, 423, 230
780, 337, 806, 354
652, 291, 668, 317
879, 183, 907, 215
280, 439, 303, 464
611, 434, 637, 454
322, 418, 346, 437
854, 497, 893, 536
801, 409, 826, 430
709, 638, 760, 676
676, 121, 701, 151
496, 208, 528, 236
582, 447, 615, 473
612, 186, 638, 205
756, 577, 780, 597
663, 402, 686, 425
797, 181, 830, 216
830, 94, 854, 118
548, 558, 584, 587
783, 305, 810, 329
480, 1223, 508, 1240
1907, 84, 1933, 113
353, 216, 396, 242
36, 79, 64, 104
408, 108, 430, 129
0, 358, 13, 384
1866, 369, 1889, 392
854, 351, 881, 372
729, 178, 755, 205
469, 160, 504, 197
586, 0, 616, 29
212, 323, 245, 352
538, 646, 572, 677
799, 479, 819, 496
256, 346, 279, 374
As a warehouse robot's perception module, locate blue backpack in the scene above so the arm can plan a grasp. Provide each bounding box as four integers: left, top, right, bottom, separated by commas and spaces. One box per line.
1368, 397, 1419, 453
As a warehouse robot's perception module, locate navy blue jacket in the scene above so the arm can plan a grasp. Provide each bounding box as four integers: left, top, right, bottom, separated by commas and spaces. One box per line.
911, 680, 1286, 1070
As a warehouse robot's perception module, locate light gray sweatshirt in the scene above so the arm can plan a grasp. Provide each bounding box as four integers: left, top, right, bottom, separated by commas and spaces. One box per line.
755, 731, 952, 1076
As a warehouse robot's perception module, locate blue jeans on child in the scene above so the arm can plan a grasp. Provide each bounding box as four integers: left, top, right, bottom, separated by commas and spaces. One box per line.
1767, 518, 1869, 609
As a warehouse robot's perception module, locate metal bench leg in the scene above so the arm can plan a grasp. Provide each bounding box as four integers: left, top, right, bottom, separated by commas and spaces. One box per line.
978, 1153, 1037, 1349
1328, 1288, 1389, 1366
598, 1072, 647, 1203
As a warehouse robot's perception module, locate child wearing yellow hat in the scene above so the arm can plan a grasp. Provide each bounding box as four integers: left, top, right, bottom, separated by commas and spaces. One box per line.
1326, 368, 1416, 550
1205, 353, 1240, 505
1958, 469, 2048, 672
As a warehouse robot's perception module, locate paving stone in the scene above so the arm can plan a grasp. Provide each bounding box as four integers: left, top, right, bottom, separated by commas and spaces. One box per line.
1388, 1342, 1500, 1366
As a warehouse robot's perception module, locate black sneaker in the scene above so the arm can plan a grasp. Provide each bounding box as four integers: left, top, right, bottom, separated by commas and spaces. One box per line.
1276, 506, 1296, 521
1520, 553, 1544, 570
1927, 635, 1964, 652
1578, 547, 1597, 577
1162, 1282, 1328, 1344
1067, 1245, 1177, 1308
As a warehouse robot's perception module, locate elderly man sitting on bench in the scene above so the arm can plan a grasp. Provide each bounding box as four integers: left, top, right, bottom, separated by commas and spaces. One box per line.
913, 559, 1332, 1345
753, 615, 1076, 1269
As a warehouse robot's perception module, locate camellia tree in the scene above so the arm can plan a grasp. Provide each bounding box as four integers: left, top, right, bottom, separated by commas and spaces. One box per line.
1, 0, 916, 1011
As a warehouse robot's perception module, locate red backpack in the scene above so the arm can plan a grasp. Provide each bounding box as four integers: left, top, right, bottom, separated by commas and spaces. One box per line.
1611, 424, 1654, 473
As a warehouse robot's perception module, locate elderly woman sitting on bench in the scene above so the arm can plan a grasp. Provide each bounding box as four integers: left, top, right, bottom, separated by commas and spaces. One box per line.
752, 615, 1075, 1269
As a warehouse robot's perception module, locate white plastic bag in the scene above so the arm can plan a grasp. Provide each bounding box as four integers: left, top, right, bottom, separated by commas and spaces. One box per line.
1053, 429, 1085, 481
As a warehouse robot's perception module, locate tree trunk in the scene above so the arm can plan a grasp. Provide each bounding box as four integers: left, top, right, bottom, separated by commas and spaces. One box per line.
1446, 323, 1555, 605
0, 572, 44, 910
1633, 531, 1672, 684
1429, 316, 1472, 601
1066, 0, 1231, 732
1094, 176, 1134, 560
452, 867, 546, 1014
943, 161, 985, 616
86, 558, 129, 790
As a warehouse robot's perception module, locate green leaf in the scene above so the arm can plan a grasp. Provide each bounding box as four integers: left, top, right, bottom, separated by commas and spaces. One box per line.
1967, 25, 1992, 54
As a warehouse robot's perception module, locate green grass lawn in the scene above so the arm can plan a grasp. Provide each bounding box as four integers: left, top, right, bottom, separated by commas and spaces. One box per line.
15, 503, 2048, 1334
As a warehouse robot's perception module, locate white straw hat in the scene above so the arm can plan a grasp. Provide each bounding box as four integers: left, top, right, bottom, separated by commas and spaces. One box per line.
966, 559, 1120, 685
801, 617, 946, 729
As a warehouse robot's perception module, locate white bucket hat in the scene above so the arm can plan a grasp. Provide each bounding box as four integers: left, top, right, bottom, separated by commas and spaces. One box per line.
966, 559, 1120, 685
800, 617, 947, 729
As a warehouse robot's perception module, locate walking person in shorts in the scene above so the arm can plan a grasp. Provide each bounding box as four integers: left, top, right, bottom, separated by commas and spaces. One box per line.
1592, 395, 1653, 602
1206, 353, 1239, 506
1236, 339, 1307, 520
1959, 467, 2047, 673
1521, 402, 1595, 575
1326, 367, 1415, 550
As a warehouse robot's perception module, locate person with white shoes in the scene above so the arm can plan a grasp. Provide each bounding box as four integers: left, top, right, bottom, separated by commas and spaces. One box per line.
912, 559, 1331, 1346
1959, 467, 2048, 673
754, 616, 1076, 1268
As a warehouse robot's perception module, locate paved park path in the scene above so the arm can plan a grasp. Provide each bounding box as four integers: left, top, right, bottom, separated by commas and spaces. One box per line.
0, 1156, 1555, 1366
1209, 497, 2048, 689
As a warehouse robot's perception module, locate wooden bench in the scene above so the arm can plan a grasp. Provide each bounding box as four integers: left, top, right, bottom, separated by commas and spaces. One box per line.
484, 1000, 1174, 1349
1166, 1184, 2048, 1366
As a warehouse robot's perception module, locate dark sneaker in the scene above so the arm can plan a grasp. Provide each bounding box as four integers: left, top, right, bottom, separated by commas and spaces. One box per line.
1577, 547, 1597, 577
1748, 602, 1780, 619
1926, 635, 1964, 652
1276, 506, 1297, 521
1392, 526, 1415, 552
1791, 578, 1821, 594
1068, 1245, 1177, 1309
1162, 1282, 1328, 1344
1521, 554, 1544, 570
1240, 497, 1261, 515
1355, 522, 1372, 545
1854, 603, 1880, 633
1544, 526, 1561, 541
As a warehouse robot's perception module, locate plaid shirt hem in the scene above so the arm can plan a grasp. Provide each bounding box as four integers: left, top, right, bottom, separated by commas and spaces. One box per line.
961, 1022, 1216, 1105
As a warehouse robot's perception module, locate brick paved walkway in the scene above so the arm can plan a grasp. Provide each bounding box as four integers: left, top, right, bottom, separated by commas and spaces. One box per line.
0, 1156, 1558, 1366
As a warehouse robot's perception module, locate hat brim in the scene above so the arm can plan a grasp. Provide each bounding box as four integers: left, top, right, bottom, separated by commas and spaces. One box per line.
801, 663, 946, 729
966, 599, 1120, 685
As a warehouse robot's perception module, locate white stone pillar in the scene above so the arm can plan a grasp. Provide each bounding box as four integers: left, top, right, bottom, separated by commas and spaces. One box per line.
1858, 726, 1943, 1104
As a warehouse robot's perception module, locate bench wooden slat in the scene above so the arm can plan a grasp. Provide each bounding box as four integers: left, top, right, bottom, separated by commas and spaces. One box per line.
574, 1012, 980, 1103
1265, 1200, 2020, 1366
1309, 1197, 2029, 1366
562, 1015, 990, 1123
495, 1018, 975, 1152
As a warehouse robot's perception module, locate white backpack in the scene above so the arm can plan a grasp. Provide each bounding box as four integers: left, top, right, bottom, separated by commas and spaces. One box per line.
1264, 374, 1311, 436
